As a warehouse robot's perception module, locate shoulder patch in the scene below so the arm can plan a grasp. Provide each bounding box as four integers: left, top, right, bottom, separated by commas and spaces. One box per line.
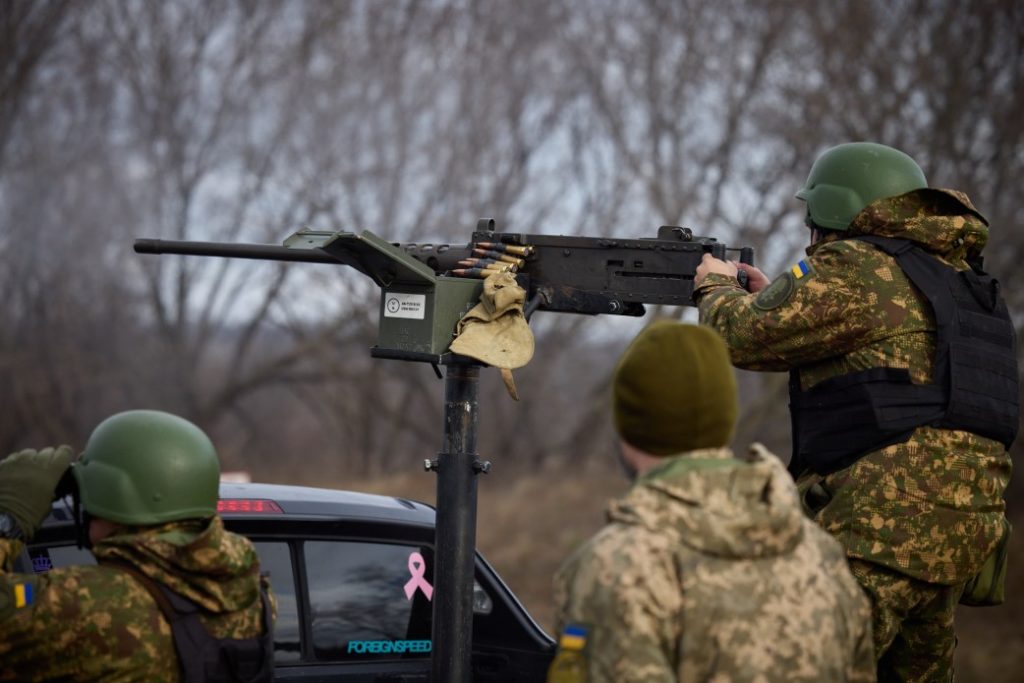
753, 272, 796, 310
754, 259, 816, 310
789, 259, 813, 279
0, 576, 39, 620
559, 623, 588, 650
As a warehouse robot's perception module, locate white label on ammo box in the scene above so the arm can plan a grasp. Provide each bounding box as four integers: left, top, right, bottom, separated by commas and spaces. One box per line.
384, 293, 426, 320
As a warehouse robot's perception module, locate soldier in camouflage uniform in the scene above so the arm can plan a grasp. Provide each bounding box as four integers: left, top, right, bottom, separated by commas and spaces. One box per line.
694, 142, 1016, 682
551, 321, 875, 683
0, 410, 275, 682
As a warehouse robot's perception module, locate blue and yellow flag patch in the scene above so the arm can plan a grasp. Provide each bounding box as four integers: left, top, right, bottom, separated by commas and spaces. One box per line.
559, 624, 588, 651
14, 582, 33, 608
753, 259, 814, 311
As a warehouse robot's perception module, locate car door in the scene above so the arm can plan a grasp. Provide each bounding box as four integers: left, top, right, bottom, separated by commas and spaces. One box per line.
238, 519, 553, 682
24, 517, 553, 682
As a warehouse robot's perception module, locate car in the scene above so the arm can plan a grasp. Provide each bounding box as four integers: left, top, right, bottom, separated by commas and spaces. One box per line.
16, 482, 556, 682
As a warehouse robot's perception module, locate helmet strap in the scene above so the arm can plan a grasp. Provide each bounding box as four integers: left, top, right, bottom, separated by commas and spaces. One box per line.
70, 490, 92, 550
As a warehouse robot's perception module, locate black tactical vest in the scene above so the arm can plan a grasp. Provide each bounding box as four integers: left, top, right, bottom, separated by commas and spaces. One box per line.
108, 561, 275, 683
788, 235, 1019, 476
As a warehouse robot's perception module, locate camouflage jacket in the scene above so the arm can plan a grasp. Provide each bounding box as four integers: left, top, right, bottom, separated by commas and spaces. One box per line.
552, 445, 875, 683
0, 516, 274, 682
695, 189, 1012, 585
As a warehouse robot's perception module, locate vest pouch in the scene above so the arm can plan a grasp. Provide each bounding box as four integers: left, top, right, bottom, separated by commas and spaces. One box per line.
960, 517, 1011, 607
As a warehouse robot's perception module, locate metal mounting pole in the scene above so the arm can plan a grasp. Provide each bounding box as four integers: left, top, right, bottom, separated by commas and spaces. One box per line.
430, 360, 484, 683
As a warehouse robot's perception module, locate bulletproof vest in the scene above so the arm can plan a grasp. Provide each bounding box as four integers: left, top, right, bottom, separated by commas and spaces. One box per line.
788, 235, 1019, 476
107, 561, 274, 683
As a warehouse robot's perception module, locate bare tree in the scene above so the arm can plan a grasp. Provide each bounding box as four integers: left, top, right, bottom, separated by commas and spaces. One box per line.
0, 0, 77, 169
1, 0, 1020, 482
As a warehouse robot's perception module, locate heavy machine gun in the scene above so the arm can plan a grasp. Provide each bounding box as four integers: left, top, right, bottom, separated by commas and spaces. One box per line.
137, 219, 753, 360
135, 219, 753, 682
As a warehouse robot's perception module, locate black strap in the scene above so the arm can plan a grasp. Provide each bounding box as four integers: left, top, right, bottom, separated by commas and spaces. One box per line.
103, 560, 273, 683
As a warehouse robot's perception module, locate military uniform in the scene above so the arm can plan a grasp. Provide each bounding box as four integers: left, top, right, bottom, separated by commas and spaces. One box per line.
0, 516, 273, 681
553, 444, 875, 683
696, 189, 1013, 680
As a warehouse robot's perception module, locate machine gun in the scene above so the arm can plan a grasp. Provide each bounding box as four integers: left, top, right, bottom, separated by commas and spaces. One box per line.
134, 218, 753, 682
136, 219, 753, 362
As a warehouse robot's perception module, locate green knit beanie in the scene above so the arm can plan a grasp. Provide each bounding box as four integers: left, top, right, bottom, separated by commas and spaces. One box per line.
613, 321, 737, 455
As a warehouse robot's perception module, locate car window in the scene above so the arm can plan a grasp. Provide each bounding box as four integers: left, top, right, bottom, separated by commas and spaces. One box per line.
29, 528, 500, 668
28, 544, 95, 573
252, 541, 300, 663
304, 541, 435, 661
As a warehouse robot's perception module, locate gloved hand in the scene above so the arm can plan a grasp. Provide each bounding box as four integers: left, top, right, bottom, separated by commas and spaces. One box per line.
0, 446, 74, 539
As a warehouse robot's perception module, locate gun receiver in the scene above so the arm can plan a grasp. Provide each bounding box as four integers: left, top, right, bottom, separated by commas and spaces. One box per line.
394, 219, 754, 316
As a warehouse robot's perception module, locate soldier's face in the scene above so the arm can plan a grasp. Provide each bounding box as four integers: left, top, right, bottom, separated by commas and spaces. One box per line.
803, 214, 823, 246
88, 517, 119, 546
615, 441, 639, 482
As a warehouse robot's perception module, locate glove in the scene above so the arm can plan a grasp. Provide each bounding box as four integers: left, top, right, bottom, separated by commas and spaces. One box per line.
0, 446, 74, 539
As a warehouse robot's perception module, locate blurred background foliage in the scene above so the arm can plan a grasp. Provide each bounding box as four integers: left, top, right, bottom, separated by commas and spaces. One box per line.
2, 1, 1022, 677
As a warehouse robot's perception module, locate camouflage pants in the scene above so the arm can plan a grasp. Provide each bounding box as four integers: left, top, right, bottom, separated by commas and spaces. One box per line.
848, 559, 964, 683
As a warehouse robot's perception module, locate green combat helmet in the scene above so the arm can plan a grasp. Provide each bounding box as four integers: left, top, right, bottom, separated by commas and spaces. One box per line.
73, 410, 220, 525
796, 142, 928, 230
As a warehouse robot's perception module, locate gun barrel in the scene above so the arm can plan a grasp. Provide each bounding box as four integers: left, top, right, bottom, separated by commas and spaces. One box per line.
133, 238, 340, 265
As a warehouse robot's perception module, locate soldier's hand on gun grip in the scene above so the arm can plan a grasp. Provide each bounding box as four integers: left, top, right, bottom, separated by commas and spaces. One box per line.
694, 253, 738, 288
732, 262, 770, 293
0, 445, 75, 540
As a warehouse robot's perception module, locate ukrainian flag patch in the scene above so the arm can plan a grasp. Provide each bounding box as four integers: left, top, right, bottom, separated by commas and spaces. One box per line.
559, 624, 588, 650
790, 260, 811, 279
14, 582, 33, 608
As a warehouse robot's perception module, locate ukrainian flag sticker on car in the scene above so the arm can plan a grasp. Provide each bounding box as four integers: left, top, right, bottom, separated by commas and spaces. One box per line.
790, 260, 811, 279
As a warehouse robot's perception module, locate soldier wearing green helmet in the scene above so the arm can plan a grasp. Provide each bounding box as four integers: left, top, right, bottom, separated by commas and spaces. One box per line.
0, 410, 276, 681
74, 410, 222, 527
694, 142, 1016, 681
796, 141, 929, 231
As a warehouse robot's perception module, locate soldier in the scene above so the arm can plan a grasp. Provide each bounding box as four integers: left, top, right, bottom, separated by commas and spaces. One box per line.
550, 321, 874, 683
694, 142, 1016, 681
0, 410, 275, 682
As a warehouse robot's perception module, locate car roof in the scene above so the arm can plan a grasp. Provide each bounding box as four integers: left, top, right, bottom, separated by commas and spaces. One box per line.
219, 482, 436, 525
43, 481, 437, 528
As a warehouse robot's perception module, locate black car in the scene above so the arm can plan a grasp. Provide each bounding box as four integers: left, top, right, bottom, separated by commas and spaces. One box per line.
18, 482, 556, 682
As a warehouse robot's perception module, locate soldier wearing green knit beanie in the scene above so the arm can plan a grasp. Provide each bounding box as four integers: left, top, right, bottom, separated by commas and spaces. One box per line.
550, 321, 874, 683
613, 320, 737, 458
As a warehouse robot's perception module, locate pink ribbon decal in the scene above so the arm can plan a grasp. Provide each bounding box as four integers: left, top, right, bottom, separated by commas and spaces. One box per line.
403, 551, 434, 601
